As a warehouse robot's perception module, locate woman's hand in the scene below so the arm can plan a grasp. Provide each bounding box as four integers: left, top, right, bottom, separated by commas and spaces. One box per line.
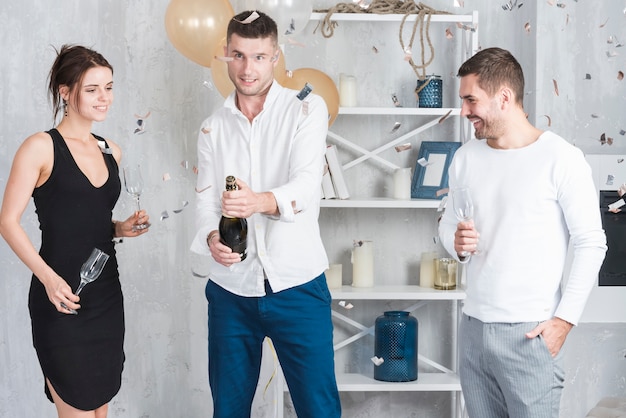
43, 274, 80, 314
115, 210, 150, 237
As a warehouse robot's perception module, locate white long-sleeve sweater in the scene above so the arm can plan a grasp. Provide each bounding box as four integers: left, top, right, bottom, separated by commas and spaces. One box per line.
439, 132, 607, 325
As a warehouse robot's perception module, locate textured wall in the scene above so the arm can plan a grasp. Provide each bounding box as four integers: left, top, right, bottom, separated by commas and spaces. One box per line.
0, 1, 624, 417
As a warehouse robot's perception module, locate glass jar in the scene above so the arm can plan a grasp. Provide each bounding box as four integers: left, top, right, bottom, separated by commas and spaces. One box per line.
415, 75, 443, 108
374, 311, 418, 382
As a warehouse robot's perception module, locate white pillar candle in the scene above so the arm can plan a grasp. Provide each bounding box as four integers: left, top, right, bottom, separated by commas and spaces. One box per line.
339, 74, 357, 107
393, 167, 412, 199
352, 240, 374, 287
419, 251, 437, 288
325, 264, 343, 289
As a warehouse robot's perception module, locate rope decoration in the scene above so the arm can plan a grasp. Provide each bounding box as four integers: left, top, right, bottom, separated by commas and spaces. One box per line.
315, 1, 450, 89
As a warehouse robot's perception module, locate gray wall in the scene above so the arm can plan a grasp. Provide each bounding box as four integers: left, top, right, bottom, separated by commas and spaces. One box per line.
0, 1, 624, 417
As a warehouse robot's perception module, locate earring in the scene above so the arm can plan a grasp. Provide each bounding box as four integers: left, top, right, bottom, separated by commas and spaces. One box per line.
63, 99, 68, 117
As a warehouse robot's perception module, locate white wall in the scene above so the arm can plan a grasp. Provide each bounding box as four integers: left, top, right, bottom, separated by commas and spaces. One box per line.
1, 1, 625, 417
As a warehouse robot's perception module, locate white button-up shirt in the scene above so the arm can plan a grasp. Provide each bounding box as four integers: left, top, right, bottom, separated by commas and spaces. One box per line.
190, 81, 329, 296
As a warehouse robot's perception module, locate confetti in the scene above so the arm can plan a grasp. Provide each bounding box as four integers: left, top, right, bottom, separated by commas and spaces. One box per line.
591, 114, 600, 119
524, 21, 531, 33
501, 0, 522, 11
181, 160, 189, 169
436, 187, 449, 197
371, 356, 384, 366
391, 93, 402, 107
584, 73, 591, 80
607, 35, 623, 47
202, 81, 212, 90
195, 185, 211, 193
599, 18, 609, 28
543, 115, 552, 127
162, 173, 171, 181
284, 18, 296, 35
445, 27, 454, 39
439, 109, 453, 123
97, 140, 113, 154
372, 46, 379, 53
618, 71, 624, 81
390, 122, 402, 133
355, 0, 373, 10
133, 111, 151, 134
552, 79, 559, 96
338, 300, 354, 309
201, 127, 211, 134
403, 47, 413, 62
173, 201, 189, 214
607, 51, 618, 58
453, 0, 464, 7
620, 130, 626, 136
417, 157, 430, 167
456, 22, 477, 32
234, 11, 259, 24
395, 143, 412, 152
160, 211, 170, 221
608, 198, 625, 213
302, 101, 309, 115
296, 83, 313, 101
285, 38, 306, 48
556, 2, 565, 8
600, 133, 613, 146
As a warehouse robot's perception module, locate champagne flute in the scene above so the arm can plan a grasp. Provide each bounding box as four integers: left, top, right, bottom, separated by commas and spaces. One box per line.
451, 187, 481, 256
123, 165, 151, 230
61, 248, 110, 315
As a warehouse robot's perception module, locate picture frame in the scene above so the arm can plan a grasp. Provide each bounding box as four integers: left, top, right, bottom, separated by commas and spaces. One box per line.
411, 141, 462, 199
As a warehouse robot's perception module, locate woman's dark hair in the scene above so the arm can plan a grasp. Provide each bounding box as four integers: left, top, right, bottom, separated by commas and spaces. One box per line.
47, 44, 113, 121
457, 47, 525, 106
227, 10, 278, 46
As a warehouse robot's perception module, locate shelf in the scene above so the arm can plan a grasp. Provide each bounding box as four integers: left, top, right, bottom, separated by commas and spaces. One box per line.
331, 285, 465, 300
338, 107, 460, 116
337, 372, 461, 392
321, 197, 443, 209
310, 12, 474, 24
283, 372, 461, 392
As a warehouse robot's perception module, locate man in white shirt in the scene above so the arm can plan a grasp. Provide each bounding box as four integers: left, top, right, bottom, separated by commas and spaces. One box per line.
438, 47, 606, 418
190, 10, 341, 418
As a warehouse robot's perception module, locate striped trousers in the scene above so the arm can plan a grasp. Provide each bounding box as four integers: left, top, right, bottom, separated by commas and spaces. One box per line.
459, 314, 565, 418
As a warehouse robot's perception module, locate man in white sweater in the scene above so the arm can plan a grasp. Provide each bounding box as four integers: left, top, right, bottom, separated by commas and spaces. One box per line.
439, 47, 607, 418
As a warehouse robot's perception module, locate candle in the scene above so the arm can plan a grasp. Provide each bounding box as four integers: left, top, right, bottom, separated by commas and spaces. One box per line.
325, 264, 343, 289
419, 251, 437, 288
352, 240, 374, 287
434, 258, 457, 290
393, 168, 412, 199
339, 74, 357, 107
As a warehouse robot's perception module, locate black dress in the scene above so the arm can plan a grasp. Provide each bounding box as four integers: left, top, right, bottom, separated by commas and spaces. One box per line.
29, 128, 124, 410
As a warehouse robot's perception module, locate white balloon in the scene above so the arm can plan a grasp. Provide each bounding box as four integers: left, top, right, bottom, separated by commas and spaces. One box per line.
232, 0, 313, 42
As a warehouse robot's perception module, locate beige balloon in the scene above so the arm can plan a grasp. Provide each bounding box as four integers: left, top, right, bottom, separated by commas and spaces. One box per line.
164, 0, 234, 68
281, 68, 340, 127
210, 37, 288, 98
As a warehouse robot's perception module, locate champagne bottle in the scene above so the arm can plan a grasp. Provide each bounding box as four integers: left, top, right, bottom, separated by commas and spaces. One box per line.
218, 175, 248, 260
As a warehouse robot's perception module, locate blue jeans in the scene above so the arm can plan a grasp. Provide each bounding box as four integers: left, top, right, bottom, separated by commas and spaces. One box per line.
205, 275, 341, 418
459, 314, 565, 418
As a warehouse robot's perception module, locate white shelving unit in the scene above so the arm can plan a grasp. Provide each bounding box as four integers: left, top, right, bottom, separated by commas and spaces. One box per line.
277, 10, 478, 418
330, 285, 465, 391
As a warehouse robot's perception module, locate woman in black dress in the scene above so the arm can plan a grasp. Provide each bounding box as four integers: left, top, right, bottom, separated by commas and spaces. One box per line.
0, 45, 150, 417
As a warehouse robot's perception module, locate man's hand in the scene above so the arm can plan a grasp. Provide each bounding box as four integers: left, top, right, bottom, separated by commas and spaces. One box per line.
221, 179, 277, 218
454, 220, 480, 257
525, 317, 573, 357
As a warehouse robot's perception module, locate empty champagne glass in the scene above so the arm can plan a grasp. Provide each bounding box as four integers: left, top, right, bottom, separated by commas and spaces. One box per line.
61, 248, 110, 314
451, 187, 481, 256
123, 165, 151, 230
